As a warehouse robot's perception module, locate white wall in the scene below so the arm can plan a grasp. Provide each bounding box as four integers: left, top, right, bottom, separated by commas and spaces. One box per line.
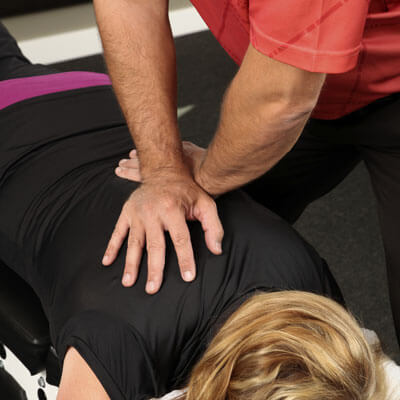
2, 0, 208, 64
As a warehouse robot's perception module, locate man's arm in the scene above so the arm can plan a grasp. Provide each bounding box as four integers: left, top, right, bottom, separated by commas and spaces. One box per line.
196, 44, 326, 196
93, 0, 183, 175
94, 0, 224, 294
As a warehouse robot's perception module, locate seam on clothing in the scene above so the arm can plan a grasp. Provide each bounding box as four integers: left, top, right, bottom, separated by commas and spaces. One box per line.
316, 99, 392, 105
228, 2, 250, 32
365, 20, 400, 29
251, 21, 362, 57
216, 0, 231, 38
61, 335, 128, 400
311, 0, 325, 71
343, 44, 367, 115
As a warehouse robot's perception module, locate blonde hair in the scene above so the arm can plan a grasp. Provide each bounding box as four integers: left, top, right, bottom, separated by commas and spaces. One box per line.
178, 291, 387, 400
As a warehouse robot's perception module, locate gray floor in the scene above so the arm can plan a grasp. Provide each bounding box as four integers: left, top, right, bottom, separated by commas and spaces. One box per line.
53, 30, 399, 362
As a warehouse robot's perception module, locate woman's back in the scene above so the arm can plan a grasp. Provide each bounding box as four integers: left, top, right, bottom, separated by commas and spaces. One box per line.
0, 83, 343, 399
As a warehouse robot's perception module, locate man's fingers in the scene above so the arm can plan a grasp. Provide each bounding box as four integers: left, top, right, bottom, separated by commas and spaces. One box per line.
115, 166, 143, 182
129, 149, 137, 158
116, 156, 141, 182
194, 197, 224, 255
122, 227, 145, 287
119, 158, 139, 169
145, 223, 166, 295
103, 216, 130, 266
166, 211, 196, 282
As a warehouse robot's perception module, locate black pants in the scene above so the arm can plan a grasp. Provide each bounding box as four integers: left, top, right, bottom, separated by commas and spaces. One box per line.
1, 22, 400, 346
242, 91, 400, 345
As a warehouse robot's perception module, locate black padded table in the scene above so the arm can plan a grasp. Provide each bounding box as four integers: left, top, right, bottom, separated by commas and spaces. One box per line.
0, 261, 62, 386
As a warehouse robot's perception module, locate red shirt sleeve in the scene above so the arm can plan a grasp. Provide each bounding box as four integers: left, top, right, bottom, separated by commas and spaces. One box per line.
249, 0, 370, 73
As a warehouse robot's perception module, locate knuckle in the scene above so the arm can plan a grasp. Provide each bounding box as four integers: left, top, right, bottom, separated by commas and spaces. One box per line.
161, 196, 176, 211
193, 205, 202, 219
173, 233, 189, 248
205, 197, 217, 210
112, 227, 124, 238
124, 159, 135, 166
147, 241, 164, 252
129, 236, 144, 248
198, 195, 213, 210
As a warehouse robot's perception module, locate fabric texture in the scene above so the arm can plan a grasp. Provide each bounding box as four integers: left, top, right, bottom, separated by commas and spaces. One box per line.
189, 0, 400, 119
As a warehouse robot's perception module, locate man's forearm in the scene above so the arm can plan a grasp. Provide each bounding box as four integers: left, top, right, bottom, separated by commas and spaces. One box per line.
94, 0, 188, 179
196, 45, 326, 196
196, 82, 311, 196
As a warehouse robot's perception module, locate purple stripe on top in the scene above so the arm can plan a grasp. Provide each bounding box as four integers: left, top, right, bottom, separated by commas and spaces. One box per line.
0, 71, 112, 110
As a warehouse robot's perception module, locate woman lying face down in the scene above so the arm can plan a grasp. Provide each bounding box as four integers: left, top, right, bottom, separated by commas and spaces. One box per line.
175, 291, 388, 400
0, 22, 395, 400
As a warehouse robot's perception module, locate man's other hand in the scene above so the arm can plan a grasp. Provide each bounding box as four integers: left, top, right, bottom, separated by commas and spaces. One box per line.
116, 142, 208, 189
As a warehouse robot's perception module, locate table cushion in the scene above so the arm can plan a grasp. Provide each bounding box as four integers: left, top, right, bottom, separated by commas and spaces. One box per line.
0, 261, 50, 374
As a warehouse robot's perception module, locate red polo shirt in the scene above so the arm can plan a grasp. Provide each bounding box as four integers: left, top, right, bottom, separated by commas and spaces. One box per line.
190, 0, 400, 119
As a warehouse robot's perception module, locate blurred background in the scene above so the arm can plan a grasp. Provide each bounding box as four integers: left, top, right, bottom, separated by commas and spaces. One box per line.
1, 0, 398, 399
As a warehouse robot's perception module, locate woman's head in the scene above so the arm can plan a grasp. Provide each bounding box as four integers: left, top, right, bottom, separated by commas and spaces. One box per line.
179, 291, 386, 400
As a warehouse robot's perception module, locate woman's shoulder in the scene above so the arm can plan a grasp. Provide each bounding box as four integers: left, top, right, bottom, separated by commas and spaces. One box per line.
214, 190, 343, 301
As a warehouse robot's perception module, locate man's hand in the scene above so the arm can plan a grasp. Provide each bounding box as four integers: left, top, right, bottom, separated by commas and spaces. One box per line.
116, 142, 207, 186
103, 171, 224, 294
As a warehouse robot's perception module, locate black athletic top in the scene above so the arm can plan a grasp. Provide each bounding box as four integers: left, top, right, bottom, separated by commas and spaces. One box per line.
0, 84, 343, 399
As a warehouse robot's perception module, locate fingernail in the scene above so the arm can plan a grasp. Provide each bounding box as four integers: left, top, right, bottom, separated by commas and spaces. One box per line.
122, 273, 131, 286
184, 271, 194, 281
116, 167, 122, 173
102, 255, 109, 264
147, 281, 155, 292
216, 241, 222, 253
120, 159, 127, 165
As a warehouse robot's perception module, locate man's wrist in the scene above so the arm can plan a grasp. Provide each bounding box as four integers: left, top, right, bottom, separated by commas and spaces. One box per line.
139, 143, 188, 180
195, 166, 222, 199
141, 161, 193, 183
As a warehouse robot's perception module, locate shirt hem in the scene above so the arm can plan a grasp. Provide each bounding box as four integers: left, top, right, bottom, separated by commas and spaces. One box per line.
250, 22, 361, 73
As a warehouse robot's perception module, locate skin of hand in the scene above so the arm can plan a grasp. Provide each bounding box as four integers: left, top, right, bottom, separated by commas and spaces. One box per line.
94, 0, 224, 294
112, 143, 216, 295
103, 166, 223, 295
116, 142, 207, 188
95, 0, 324, 295
116, 44, 327, 200
187, 44, 326, 197
110, 43, 326, 295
